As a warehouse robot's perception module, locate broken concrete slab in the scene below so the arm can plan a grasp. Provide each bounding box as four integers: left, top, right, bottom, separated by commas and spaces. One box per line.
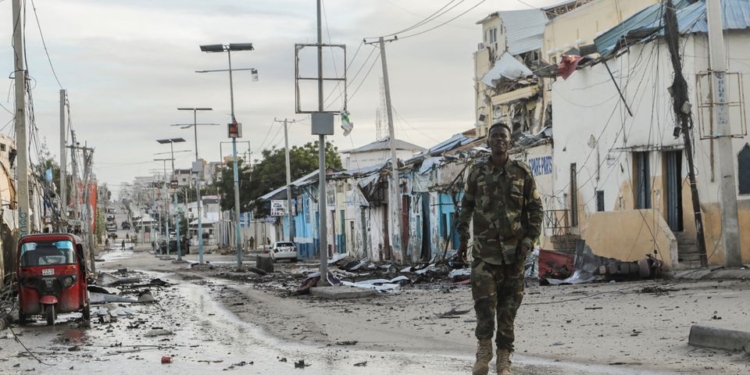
689, 325, 750, 351
90, 292, 137, 304
256, 255, 274, 273
310, 286, 377, 300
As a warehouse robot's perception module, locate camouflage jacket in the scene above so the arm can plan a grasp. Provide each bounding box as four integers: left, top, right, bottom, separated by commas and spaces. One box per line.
458, 158, 543, 265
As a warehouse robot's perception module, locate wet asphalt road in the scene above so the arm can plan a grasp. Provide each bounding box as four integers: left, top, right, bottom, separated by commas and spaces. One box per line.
1, 207, 681, 374
0, 260, 682, 375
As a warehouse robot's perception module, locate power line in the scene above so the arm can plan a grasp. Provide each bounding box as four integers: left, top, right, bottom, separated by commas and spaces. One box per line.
254, 119, 277, 154
393, 106, 441, 143
29, 0, 63, 89
398, 0, 488, 40
381, 0, 465, 37
347, 50, 381, 103
324, 45, 377, 108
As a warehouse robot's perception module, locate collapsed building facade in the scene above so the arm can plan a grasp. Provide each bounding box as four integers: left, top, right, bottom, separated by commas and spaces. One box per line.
256, 0, 750, 270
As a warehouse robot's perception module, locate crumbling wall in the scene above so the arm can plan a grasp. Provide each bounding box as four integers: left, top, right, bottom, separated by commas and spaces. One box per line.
582, 210, 676, 270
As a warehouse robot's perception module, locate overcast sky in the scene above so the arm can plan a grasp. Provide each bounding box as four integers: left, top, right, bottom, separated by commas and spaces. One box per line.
0, 0, 559, 197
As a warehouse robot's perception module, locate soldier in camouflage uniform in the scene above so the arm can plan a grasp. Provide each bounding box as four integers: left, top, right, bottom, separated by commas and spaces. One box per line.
458, 122, 543, 375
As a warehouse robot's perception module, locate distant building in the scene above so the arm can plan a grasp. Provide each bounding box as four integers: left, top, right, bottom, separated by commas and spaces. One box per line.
174, 169, 192, 187
341, 136, 425, 170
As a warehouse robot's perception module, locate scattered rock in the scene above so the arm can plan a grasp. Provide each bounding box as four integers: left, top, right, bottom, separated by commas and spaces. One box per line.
354, 361, 367, 367
336, 340, 358, 346
144, 329, 174, 338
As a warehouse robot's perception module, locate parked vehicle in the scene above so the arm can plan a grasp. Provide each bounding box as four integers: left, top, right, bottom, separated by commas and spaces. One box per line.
16, 233, 91, 325
121, 221, 131, 230
158, 238, 190, 255
270, 241, 297, 262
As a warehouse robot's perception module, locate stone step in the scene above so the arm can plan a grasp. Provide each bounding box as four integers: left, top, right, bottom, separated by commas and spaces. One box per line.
679, 245, 699, 254
679, 252, 702, 262
677, 259, 703, 270
675, 232, 697, 245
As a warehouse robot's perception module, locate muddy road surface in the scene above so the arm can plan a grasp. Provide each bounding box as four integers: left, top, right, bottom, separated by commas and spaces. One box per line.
0, 251, 729, 375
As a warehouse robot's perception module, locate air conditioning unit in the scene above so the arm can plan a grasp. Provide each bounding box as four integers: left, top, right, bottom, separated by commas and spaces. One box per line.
478, 114, 486, 122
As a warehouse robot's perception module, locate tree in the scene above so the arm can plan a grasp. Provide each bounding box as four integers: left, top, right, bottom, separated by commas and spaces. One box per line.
213, 141, 342, 213
214, 159, 253, 212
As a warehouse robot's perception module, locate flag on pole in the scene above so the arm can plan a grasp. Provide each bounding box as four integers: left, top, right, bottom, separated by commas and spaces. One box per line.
341, 111, 354, 136
44, 168, 53, 182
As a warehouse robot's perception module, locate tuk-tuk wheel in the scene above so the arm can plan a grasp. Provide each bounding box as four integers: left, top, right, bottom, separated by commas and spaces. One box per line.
82, 304, 91, 321
18, 313, 29, 325
46, 305, 56, 326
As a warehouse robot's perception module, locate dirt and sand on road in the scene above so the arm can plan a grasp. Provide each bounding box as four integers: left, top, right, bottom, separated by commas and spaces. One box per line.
0, 249, 669, 375
95, 248, 750, 375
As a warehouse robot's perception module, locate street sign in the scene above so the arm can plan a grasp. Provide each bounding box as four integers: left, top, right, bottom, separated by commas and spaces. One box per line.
270, 200, 287, 216
228, 122, 242, 138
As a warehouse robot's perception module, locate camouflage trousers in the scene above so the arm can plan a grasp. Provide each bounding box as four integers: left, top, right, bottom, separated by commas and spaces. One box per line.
471, 257, 525, 352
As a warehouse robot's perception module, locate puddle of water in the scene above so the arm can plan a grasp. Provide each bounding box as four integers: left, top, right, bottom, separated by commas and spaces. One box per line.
1, 271, 682, 375
51, 328, 88, 345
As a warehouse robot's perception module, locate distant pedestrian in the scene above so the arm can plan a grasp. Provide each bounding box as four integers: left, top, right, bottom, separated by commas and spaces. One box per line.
105, 238, 110, 248
126, 233, 130, 240
121, 239, 125, 250
458, 122, 543, 375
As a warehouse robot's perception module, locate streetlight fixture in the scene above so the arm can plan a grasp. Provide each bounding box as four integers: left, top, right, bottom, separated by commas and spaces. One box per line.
153, 158, 172, 256
197, 42, 256, 269
176, 108, 215, 264
156, 138, 186, 261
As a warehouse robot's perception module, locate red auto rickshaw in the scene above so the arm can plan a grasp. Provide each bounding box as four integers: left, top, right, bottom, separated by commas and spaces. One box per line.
16, 233, 91, 325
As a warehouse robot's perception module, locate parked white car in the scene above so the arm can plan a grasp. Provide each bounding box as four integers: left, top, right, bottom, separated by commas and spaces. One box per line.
270, 241, 297, 262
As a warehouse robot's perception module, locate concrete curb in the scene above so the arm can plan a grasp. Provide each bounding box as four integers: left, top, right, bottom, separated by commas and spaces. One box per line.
675, 267, 750, 280
689, 325, 750, 353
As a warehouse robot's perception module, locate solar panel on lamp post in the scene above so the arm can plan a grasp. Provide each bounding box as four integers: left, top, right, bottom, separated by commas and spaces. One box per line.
197, 43, 257, 270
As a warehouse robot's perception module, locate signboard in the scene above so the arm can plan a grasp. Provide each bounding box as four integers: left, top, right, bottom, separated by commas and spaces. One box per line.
228, 122, 242, 138
528, 156, 553, 176
270, 200, 287, 216
170, 180, 179, 189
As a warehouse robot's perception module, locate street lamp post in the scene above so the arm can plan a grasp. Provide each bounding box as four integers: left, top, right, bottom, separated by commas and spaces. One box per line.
176, 107, 215, 264
198, 43, 257, 270
157, 138, 186, 260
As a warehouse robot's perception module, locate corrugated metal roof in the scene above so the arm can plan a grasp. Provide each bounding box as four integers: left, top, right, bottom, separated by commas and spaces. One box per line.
595, 0, 750, 57
342, 136, 425, 154
676, 0, 750, 33
497, 9, 549, 55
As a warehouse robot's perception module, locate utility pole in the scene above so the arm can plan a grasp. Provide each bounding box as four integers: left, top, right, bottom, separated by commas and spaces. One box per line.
706, 0, 742, 267
78, 146, 96, 273
316, 0, 330, 284
59, 90, 67, 230
154, 158, 172, 256
663, 0, 709, 267
197, 43, 256, 270
70, 131, 80, 225
275, 118, 297, 242
12, 0, 30, 237
176, 107, 215, 264
366, 36, 403, 263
